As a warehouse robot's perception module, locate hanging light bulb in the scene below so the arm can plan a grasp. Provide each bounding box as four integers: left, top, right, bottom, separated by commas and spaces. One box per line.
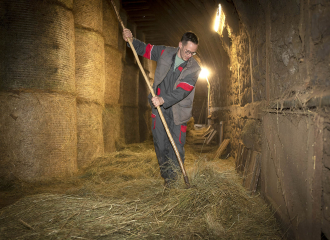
214, 4, 221, 32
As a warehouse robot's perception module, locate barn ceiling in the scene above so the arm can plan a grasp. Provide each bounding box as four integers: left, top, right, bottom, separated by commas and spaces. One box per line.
121, 0, 226, 73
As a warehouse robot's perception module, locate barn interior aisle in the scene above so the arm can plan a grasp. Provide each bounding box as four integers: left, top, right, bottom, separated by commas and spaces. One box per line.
0, 0, 329, 239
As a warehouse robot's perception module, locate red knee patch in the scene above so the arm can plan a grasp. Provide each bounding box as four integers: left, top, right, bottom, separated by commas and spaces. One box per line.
151, 113, 156, 129
179, 125, 187, 144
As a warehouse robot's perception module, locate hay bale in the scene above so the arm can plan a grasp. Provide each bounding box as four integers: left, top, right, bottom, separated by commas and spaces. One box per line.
0, 92, 77, 182
104, 46, 122, 105
121, 64, 139, 107
0, 0, 75, 93
77, 102, 104, 168
103, 0, 119, 48
57, 0, 73, 9
73, 0, 103, 33
103, 104, 123, 153
139, 107, 152, 142
75, 28, 105, 105
123, 106, 140, 144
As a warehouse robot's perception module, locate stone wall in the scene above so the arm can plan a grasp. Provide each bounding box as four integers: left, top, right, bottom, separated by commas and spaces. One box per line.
213, 0, 330, 238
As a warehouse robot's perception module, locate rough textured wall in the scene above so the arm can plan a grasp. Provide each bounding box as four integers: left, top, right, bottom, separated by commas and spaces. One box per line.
323, 122, 330, 238
213, 0, 330, 238
0, 0, 77, 182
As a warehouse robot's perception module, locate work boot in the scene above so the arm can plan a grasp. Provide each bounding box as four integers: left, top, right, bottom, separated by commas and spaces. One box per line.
164, 179, 174, 189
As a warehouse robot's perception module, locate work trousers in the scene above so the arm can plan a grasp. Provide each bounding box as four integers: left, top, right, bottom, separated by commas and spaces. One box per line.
151, 107, 187, 181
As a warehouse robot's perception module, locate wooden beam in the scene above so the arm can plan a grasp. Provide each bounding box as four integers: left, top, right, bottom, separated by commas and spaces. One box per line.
122, 0, 147, 4
213, 139, 230, 160
126, 7, 150, 11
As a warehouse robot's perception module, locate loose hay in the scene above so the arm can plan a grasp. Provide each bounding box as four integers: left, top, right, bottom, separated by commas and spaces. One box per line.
0, 132, 282, 239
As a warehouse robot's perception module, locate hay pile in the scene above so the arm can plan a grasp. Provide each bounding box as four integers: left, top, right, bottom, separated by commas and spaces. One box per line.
0, 132, 282, 239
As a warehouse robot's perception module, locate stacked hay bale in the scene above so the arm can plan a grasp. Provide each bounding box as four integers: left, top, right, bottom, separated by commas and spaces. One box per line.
121, 22, 140, 144
122, 63, 140, 144
102, 0, 123, 153
0, 0, 77, 181
137, 32, 153, 142
73, 0, 105, 168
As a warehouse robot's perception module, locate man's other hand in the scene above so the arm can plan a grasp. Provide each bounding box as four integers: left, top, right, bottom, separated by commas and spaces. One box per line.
151, 96, 164, 108
122, 28, 133, 42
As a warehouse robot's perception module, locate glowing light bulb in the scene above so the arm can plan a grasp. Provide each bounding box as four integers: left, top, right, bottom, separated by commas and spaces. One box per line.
199, 68, 209, 79
214, 4, 221, 32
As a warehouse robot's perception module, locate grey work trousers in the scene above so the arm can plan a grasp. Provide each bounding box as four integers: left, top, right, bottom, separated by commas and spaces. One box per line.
151, 107, 187, 181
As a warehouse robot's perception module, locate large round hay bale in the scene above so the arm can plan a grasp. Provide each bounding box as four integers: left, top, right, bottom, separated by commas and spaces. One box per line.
75, 28, 105, 105
0, 0, 75, 93
103, 0, 119, 47
73, 0, 103, 33
103, 104, 123, 153
104, 46, 122, 105
0, 92, 77, 182
123, 106, 140, 144
138, 107, 152, 142
122, 64, 139, 107
77, 103, 104, 168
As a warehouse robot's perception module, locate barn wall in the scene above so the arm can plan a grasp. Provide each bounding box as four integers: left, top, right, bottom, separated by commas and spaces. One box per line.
213, 0, 330, 239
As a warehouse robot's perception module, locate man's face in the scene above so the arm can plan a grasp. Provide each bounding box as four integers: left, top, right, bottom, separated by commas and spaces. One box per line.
178, 41, 198, 61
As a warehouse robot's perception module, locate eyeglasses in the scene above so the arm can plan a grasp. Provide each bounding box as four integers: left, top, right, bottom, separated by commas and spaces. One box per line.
184, 49, 197, 56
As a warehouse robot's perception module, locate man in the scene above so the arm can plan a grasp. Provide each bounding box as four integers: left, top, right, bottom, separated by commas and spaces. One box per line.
123, 29, 201, 187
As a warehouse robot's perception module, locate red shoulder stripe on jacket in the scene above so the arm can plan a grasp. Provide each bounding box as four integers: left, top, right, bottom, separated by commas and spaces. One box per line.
143, 44, 153, 59
176, 82, 194, 91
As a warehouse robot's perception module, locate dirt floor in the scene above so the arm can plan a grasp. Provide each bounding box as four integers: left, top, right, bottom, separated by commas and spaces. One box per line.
0, 127, 282, 239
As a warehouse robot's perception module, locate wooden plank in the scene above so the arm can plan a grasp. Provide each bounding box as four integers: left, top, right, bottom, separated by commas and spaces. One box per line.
219, 121, 224, 145
206, 130, 217, 145
243, 151, 258, 189
240, 147, 250, 174
202, 125, 212, 137
235, 142, 243, 171
241, 149, 251, 176
238, 146, 249, 174
250, 152, 261, 194
213, 139, 230, 160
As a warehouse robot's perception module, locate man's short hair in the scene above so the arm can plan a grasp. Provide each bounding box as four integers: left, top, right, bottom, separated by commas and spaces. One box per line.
181, 32, 199, 45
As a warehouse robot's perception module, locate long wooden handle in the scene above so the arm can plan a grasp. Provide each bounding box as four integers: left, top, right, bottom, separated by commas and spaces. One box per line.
109, 0, 190, 188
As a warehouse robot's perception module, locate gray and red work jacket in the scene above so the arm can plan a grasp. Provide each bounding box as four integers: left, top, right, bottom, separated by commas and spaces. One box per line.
130, 38, 201, 125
